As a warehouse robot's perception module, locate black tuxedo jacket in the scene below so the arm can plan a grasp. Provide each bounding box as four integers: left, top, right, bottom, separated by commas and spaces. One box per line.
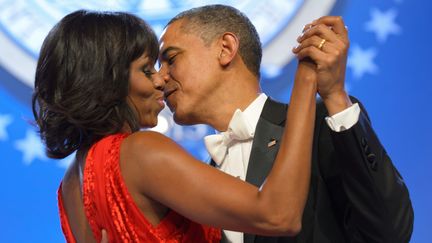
220, 97, 413, 243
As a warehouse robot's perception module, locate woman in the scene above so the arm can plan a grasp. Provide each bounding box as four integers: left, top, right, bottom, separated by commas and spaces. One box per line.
32, 10, 317, 242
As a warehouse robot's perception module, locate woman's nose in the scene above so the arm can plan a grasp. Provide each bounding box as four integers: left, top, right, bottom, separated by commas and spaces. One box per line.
153, 71, 166, 91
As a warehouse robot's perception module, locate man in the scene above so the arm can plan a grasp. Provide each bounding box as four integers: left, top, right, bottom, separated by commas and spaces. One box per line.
159, 4, 413, 243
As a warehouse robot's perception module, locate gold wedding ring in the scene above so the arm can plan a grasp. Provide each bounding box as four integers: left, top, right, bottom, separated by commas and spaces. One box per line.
318, 38, 326, 50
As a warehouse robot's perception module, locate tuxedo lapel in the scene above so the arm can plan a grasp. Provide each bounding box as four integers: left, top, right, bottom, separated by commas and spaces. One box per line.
244, 98, 287, 243
245, 97, 287, 187
245, 117, 284, 187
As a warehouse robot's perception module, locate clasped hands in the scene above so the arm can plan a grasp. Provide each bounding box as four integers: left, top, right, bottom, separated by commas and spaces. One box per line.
292, 16, 352, 115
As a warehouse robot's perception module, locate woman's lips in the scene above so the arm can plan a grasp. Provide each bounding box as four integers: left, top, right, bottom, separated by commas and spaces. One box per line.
156, 96, 165, 108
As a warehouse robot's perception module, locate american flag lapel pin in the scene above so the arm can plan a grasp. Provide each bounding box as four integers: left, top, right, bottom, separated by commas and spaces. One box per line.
267, 139, 277, 148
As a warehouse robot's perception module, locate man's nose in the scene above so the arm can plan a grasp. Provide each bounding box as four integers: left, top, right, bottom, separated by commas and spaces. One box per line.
158, 64, 171, 84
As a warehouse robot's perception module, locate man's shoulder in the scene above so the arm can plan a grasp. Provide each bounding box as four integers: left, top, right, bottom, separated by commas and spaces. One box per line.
261, 96, 328, 120
260, 95, 363, 125
260, 97, 288, 125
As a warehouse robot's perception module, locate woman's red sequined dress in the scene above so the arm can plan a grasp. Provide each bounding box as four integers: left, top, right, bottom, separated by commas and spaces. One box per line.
58, 133, 221, 242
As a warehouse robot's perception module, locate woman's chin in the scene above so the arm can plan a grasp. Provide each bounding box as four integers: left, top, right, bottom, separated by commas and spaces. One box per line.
140, 119, 158, 129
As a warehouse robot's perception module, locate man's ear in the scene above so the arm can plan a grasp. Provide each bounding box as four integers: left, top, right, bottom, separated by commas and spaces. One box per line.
218, 32, 239, 66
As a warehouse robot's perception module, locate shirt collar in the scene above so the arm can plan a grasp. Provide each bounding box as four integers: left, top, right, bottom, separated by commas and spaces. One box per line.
215, 93, 268, 134
242, 93, 267, 132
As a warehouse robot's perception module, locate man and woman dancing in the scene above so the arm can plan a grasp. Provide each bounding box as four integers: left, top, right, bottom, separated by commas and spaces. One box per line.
32, 4, 413, 243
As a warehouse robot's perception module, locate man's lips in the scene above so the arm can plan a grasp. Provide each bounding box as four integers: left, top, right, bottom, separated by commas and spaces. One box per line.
163, 88, 177, 111
164, 89, 176, 100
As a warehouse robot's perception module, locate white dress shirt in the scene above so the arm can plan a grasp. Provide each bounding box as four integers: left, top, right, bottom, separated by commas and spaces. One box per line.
207, 93, 360, 243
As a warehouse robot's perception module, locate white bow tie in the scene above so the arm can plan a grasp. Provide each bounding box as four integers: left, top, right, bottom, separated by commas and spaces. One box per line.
204, 109, 254, 165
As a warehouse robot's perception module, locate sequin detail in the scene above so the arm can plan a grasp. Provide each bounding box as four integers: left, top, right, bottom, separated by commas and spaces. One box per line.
58, 133, 221, 242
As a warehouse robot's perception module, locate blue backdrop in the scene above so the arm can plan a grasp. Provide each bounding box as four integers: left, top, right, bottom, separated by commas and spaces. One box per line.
0, 0, 430, 242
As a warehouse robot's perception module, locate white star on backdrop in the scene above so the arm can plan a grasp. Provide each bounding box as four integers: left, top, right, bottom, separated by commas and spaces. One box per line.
348, 44, 378, 79
14, 129, 46, 165
365, 8, 401, 43
0, 114, 13, 141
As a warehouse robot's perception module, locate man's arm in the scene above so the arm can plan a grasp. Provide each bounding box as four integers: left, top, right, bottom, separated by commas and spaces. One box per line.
294, 15, 413, 242
320, 98, 413, 243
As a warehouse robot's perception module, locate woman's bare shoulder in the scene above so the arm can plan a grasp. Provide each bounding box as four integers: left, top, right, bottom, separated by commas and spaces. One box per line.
120, 131, 185, 165
124, 130, 177, 150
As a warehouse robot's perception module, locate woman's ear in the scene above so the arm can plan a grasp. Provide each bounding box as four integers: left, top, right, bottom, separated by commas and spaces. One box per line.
218, 32, 239, 66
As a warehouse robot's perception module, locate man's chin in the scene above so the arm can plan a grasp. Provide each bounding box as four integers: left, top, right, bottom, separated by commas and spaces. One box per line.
172, 112, 195, 126
172, 113, 187, 125
165, 101, 175, 113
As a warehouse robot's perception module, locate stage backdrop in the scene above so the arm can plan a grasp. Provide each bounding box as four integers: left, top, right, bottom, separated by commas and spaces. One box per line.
0, 0, 430, 242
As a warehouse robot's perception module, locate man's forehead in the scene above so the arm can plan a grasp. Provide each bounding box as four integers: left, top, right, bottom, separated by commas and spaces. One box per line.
161, 20, 185, 39
159, 22, 183, 49
159, 22, 201, 53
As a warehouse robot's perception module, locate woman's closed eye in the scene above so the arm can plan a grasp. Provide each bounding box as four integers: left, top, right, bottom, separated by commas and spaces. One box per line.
143, 69, 155, 78
142, 65, 157, 78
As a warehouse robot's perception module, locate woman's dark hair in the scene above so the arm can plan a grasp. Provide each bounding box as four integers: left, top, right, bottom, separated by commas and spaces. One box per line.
32, 10, 159, 159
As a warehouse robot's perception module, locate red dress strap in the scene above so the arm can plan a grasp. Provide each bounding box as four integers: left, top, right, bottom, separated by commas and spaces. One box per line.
58, 183, 77, 243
